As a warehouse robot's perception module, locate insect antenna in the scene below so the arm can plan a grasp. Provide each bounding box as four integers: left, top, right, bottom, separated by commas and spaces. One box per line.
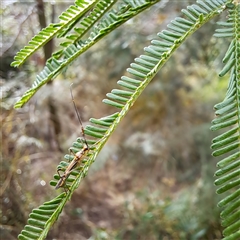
70, 83, 89, 149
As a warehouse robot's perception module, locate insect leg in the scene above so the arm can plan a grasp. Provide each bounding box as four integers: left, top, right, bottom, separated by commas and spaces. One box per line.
57, 168, 64, 178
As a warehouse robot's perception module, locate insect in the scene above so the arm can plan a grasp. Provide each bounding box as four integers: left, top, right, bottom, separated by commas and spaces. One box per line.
55, 84, 90, 190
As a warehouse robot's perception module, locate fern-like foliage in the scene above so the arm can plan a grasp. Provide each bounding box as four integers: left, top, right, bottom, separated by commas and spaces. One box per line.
11, 0, 97, 67
18, 193, 65, 240
211, 2, 240, 240
17, 1, 235, 239
12, 0, 158, 109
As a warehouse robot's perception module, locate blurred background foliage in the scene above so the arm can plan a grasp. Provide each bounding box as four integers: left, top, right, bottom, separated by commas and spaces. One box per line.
0, 1, 230, 239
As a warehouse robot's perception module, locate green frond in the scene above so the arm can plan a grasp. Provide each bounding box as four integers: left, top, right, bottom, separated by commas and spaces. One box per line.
11, 23, 63, 68
13, 0, 159, 109
11, 0, 96, 68
211, 3, 240, 240
58, 0, 117, 40
18, 193, 66, 240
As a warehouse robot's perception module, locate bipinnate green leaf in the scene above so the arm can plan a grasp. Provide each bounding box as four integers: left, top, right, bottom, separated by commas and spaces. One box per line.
211, 3, 240, 240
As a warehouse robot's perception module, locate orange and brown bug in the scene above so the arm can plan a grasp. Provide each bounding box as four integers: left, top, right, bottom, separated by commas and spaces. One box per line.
55, 84, 90, 190
55, 145, 89, 190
